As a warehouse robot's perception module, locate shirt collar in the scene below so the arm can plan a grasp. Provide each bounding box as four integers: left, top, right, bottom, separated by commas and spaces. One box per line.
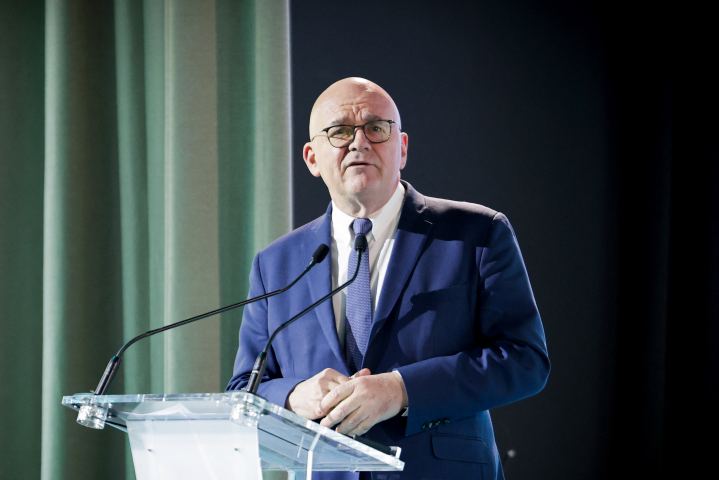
331, 182, 406, 248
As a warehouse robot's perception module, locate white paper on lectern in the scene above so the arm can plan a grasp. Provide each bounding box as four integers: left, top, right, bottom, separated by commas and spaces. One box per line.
127, 418, 262, 480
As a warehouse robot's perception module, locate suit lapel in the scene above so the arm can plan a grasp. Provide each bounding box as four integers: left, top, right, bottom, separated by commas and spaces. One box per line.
370, 182, 433, 343
301, 203, 349, 375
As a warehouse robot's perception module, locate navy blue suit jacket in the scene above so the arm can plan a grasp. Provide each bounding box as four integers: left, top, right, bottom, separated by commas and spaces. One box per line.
228, 182, 550, 480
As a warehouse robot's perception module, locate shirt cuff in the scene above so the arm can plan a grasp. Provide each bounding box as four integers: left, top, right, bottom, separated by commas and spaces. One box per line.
393, 370, 409, 417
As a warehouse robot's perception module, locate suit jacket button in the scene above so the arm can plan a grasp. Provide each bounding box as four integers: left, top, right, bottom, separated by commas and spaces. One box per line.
421, 423, 428, 430
443, 418, 450, 424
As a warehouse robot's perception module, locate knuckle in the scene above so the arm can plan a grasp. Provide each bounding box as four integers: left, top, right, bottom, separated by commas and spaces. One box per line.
352, 381, 366, 396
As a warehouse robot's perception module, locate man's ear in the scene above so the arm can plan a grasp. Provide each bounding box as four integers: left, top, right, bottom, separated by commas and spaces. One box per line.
399, 132, 409, 170
303, 142, 322, 177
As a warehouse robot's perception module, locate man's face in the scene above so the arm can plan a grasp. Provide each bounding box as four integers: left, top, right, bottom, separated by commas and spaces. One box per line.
303, 81, 408, 213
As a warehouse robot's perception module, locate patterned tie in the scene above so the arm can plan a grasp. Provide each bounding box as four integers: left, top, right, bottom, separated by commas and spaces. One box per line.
345, 218, 373, 375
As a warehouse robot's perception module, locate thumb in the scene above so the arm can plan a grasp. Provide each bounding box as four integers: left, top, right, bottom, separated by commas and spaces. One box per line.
352, 368, 372, 378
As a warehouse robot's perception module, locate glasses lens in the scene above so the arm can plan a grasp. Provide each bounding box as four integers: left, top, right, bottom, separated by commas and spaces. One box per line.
364, 121, 391, 143
326, 125, 354, 147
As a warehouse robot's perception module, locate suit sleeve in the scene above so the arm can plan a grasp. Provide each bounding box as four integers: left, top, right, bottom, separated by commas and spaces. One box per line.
225, 252, 306, 408
396, 212, 550, 436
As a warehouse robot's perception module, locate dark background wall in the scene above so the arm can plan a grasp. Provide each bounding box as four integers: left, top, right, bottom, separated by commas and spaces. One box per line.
290, 1, 718, 478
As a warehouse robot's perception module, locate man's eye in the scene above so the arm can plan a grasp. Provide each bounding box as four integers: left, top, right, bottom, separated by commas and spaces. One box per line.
367, 122, 388, 133
329, 127, 352, 137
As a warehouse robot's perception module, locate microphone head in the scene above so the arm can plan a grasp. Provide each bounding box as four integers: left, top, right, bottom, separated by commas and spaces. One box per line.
312, 244, 330, 264
354, 234, 368, 252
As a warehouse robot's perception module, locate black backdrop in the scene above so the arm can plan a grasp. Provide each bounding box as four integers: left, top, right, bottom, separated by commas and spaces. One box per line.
289, 1, 718, 478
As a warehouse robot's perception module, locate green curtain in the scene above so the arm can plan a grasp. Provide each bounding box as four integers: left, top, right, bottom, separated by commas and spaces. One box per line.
0, 2, 46, 479
0, 0, 292, 479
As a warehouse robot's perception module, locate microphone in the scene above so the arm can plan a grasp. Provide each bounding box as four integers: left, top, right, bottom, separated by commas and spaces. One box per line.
245, 232, 368, 394
92, 244, 330, 396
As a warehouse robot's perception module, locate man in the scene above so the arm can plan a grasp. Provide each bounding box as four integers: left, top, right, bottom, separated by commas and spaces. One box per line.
228, 78, 550, 479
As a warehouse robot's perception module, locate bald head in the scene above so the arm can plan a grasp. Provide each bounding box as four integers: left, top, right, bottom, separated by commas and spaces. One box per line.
309, 78, 401, 139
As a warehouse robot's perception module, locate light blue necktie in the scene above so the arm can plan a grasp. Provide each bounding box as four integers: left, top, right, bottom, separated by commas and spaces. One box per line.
345, 218, 373, 375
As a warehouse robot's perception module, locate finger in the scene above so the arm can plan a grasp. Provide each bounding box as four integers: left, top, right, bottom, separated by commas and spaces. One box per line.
344, 416, 375, 437
313, 369, 349, 396
320, 396, 360, 429
325, 380, 343, 392
317, 381, 355, 417
334, 408, 369, 435
326, 368, 351, 384
351, 368, 371, 378
327, 372, 352, 389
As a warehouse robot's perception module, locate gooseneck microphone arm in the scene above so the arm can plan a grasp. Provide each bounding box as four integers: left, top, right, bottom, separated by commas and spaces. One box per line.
245, 234, 368, 395
92, 244, 330, 396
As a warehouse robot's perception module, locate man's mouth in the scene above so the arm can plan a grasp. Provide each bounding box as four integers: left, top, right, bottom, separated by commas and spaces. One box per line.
347, 161, 372, 168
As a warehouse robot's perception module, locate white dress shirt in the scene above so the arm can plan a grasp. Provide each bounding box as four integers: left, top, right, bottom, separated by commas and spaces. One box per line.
330, 182, 406, 350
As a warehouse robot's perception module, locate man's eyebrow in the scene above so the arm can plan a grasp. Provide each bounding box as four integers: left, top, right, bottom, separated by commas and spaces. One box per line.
328, 117, 350, 126
328, 114, 383, 126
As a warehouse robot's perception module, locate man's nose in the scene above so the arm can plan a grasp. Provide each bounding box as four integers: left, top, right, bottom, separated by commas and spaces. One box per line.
349, 126, 371, 150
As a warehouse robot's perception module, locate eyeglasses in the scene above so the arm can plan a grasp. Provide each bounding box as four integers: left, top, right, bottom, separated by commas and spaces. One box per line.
311, 120, 398, 148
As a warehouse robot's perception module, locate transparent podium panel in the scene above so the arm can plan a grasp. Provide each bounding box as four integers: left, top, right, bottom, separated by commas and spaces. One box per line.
127, 417, 262, 480
62, 392, 404, 480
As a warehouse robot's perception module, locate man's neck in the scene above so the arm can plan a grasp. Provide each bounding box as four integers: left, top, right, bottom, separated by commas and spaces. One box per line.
332, 181, 400, 218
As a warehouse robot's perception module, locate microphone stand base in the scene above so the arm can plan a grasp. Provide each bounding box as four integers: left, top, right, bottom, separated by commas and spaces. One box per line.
230, 392, 266, 428
77, 404, 109, 429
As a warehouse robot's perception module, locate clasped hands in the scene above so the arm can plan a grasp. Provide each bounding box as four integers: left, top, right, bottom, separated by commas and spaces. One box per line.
285, 368, 408, 436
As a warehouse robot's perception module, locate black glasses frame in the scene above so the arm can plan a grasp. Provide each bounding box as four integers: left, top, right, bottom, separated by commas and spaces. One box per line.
311, 120, 398, 148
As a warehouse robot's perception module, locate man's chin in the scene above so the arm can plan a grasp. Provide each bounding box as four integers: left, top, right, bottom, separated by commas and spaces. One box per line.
342, 180, 380, 199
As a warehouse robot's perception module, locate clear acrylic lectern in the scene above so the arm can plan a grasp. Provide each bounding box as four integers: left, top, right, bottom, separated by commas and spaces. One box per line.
62, 391, 404, 480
